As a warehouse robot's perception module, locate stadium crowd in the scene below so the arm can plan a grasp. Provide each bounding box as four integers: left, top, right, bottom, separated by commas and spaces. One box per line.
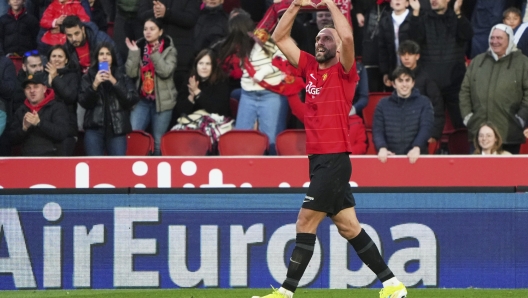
0, 0, 527, 158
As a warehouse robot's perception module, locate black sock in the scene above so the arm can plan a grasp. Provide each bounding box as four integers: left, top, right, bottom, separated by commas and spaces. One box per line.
348, 229, 394, 282
281, 233, 316, 293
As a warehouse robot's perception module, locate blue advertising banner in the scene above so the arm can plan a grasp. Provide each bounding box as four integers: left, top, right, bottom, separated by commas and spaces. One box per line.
1, 191, 528, 290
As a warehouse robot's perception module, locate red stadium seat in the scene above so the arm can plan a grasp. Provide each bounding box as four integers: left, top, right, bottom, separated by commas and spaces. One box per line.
161, 130, 211, 156
218, 130, 269, 155
448, 128, 470, 154
366, 129, 377, 155
520, 142, 528, 154
363, 92, 391, 129
428, 141, 440, 155
126, 130, 154, 156
275, 129, 306, 155
10, 56, 23, 72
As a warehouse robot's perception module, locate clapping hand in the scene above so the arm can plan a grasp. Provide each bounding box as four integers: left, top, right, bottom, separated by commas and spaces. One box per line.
454, 0, 463, 15
188, 75, 200, 95
409, 0, 420, 14
45, 62, 58, 82
23, 111, 40, 131
153, 0, 166, 18
125, 38, 139, 51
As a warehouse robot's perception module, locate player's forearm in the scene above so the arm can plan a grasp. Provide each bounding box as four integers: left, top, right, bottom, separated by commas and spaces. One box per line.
326, 1, 353, 45
272, 3, 301, 43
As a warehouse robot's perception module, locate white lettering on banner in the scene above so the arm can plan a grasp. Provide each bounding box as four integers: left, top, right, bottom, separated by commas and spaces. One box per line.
306, 82, 322, 96
114, 207, 159, 287
74, 224, 105, 287
0, 209, 36, 288
389, 223, 437, 286
329, 224, 380, 288
267, 224, 322, 287
230, 224, 264, 286
0, 205, 439, 289
168, 225, 219, 287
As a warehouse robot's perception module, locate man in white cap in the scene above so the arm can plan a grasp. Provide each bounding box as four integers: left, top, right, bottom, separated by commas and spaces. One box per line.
459, 24, 528, 154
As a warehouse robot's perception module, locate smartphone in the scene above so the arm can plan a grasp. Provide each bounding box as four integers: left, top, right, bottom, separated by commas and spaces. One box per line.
98, 61, 109, 72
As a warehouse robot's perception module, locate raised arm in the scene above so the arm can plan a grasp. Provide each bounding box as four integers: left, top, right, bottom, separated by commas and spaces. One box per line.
271, 1, 304, 67
320, 0, 355, 72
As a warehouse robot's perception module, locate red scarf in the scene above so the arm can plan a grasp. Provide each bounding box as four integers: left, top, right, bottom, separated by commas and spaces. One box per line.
8, 7, 26, 20
140, 39, 165, 100
377, 0, 390, 4
24, 89, 55, 113
75, 42, 90, 73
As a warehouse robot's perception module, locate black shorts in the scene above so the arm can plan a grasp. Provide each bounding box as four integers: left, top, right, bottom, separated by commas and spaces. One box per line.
303, 153, 356, 216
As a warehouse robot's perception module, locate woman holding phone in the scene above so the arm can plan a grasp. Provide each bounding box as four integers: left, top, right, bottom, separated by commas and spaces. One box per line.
125, 18, 177, 155
79, 42, 139, 156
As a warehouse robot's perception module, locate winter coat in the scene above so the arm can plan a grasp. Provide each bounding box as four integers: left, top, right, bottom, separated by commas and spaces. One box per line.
0, 9, 39, 56
79, 65, 139, 135
9, 90, 73, 156
459, 50, 528, 145
176, 78, 231, 118
193, 5, 228, 53
409, 8, 473, 91
377, 10, 411, 76
125, 35, 177, 113
0, 55, 16, 115
64, 22, 121, 70
413, 65, 444, 139
138, 0, 201, 73
373, 88, 434, 154
50, 67, 81, 133
40, 0, 90, 45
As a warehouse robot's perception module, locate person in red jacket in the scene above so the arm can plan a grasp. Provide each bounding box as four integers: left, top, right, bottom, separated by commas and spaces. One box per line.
40, 0, 90, 46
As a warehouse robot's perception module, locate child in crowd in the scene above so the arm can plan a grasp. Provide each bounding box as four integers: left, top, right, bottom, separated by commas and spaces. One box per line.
0, 0, 39, 56
503, 7, 528, 57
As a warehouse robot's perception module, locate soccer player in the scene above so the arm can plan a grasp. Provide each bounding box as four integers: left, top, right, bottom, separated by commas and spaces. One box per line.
254, 1, 408, 298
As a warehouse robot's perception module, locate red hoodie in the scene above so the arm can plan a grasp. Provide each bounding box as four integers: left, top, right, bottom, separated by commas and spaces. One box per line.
24, 89, 56, 113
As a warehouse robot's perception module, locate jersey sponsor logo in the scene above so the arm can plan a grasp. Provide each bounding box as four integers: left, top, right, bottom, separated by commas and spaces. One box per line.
306, 81, 322, 96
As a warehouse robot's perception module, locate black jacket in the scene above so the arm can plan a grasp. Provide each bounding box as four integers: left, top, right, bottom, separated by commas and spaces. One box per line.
0, 55, 16, 115
413, 65, 444, 139
79, 65, 139, 135
176, 78, 231, 118
138, 0, 202, 73
373, 88, 434, 154
0, 9, 39, 56
9, 92, 73, 156
409, 8, 473, 91
378, 10, 411, 76
50, 67, 81, 134
194, 5, 228, 53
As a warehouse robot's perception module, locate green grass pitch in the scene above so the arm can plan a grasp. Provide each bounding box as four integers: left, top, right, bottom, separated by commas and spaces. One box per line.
2, 289, 528, 298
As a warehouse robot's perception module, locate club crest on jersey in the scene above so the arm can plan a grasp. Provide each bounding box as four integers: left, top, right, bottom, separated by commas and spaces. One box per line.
322, 73, 328, 81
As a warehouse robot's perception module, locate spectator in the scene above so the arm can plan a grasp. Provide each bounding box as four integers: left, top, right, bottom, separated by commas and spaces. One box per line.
409, 0, 473, 130
504, 7, 528, 57
460, 24, 528, 154
14, 50, 46, 115
26, 0, 91, 20
176, 48, 230, 118
194, 0, 229, 53
398, 40, 444, 142
138, 0, 202, 91
125, 18, 177, 156
378, 0, 411, 88
114, 0, 143, 60
373, 66, 433, 163
0, 51, 16, 138
235, 28, 288, 155
351, 60, 369, 118
62, 15, 118, 75
215, 11, 255, 97
473, 122, 512, 155
0, 0, 39, 57
87, 0, 108, 32
304, 11, 334, 55
39, 0, 91, 50
9, 71, 75, 156
78, 43, 139, 156
45, 44, 80, 154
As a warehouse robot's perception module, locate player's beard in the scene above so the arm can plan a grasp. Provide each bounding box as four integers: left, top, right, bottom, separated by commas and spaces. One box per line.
315, 49, 336, 63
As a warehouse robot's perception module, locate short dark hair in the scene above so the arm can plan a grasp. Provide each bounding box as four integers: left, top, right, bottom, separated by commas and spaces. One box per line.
503, 7, 522, 19
90, 42, 118, 70
23, 50, 41, 64
398, 40, 420, 56
62, 15, 84, 31
391, 66, 415, 81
